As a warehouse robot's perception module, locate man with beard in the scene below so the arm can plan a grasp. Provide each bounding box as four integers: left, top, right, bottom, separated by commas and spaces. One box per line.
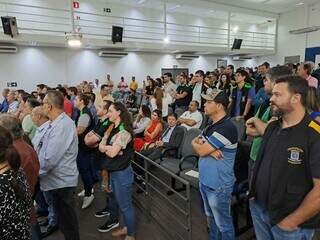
249, 76, 320, 240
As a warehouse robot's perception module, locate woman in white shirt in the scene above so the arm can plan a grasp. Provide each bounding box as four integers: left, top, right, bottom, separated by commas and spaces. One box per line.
133, 105, 151, 136
150, 87, 172, 120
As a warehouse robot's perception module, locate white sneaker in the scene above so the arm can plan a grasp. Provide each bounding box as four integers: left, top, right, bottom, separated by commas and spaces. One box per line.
78, 188, 94, 197
82, 195, 94, 209
77, 189, 85, 197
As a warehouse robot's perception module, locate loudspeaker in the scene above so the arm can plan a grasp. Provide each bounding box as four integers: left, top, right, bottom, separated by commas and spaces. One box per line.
1, 16, 18, 37
112, 26, 123, 43
231, 38, 242, 50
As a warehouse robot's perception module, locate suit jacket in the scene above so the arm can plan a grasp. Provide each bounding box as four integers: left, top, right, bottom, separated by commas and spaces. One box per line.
161, 126, 185, 154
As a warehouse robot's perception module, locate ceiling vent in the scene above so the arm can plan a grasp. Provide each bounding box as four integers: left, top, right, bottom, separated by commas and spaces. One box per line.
175, 54, 199, 60
0, 44, 17, 53
98, 51, 128, 58
232, 56, 252, 61
289, 26, 320, 34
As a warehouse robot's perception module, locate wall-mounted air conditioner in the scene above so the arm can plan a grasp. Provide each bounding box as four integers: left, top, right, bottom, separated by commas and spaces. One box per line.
232, 56, 252, 61
0, 45, 17, 53
98, 51, 128, 58
175, 54, 199, 60
289, 26, 320, 34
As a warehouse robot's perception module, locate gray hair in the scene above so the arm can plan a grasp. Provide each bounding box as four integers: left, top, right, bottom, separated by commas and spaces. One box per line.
0, 114, 24, 140
45, 90, 64, 110
32, 106, 48, 119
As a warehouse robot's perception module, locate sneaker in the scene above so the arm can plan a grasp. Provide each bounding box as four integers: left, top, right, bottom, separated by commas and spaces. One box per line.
82, 195, 94, 209
98, 220, 120, 233
95, 208, 110, 218
78, 189, 94, 197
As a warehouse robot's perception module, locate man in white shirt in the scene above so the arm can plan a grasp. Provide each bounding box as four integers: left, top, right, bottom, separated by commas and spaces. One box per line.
163, 72, 176, 98
177, 100, 203, 130
192, 70, 205, 109
7, 90, 19, 113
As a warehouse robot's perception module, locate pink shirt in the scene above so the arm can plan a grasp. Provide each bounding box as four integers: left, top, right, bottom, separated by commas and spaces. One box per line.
306, 75, 318, 88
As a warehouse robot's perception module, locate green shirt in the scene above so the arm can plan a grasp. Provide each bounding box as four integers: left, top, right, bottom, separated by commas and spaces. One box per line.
249, 106, 271, 161
22, 114, 37, 140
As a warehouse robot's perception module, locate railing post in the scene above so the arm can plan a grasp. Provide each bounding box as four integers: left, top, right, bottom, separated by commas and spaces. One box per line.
144, 157, 151, 222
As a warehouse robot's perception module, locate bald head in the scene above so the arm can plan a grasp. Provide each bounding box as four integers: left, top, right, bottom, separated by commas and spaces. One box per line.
31, 106, 49, 127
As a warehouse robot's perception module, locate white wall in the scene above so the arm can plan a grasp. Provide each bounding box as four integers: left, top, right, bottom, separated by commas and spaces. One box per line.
252, 2, 320, 66
1, 46, 246, 92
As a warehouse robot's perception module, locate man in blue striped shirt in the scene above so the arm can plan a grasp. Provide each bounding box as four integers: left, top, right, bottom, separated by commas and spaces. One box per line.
40, 90, 80, 240
192, 89, 238, 240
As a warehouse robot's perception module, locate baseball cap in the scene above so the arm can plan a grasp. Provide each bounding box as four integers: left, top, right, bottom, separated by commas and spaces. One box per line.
201, 88, 229, 107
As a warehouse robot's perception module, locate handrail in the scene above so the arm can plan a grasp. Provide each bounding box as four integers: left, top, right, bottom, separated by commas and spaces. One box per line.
0, 1, 276, 51
133, 151, 192, 240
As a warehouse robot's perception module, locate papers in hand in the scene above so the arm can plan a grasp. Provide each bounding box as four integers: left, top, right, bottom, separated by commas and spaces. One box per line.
185, 170, 199, 178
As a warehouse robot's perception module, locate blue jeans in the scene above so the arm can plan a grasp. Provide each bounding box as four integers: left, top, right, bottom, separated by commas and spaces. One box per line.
43, 191, 58, 227
199, 183, 235, 240
249, 199, 314, 240
77, 149, 96, 196
110, 165, 135, 236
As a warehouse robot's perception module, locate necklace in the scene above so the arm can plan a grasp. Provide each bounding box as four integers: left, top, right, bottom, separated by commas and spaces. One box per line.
0, 163, 9, 172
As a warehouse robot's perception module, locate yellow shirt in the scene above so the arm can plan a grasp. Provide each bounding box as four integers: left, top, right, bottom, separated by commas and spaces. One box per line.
129, 81, 138, 91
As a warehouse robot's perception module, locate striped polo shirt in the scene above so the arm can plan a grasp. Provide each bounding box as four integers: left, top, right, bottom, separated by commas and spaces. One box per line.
199, 116, 238, 189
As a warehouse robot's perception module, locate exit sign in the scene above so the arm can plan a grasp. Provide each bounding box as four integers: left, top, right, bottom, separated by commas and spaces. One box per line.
103, 8, 111, 13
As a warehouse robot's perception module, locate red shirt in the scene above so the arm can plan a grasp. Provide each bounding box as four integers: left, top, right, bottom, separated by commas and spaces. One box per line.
64, 97, 73, 117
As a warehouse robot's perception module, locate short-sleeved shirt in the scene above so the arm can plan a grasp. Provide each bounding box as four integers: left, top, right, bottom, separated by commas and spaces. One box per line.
255, 116, 320, 210
64, 97, 73, 117
77, 113, 90, 128
235, 87, 255, 116
199, 116, 238, 189
22, 114, 37, 140
175, 84, 192, 107
180, 110, 203, 130
129, 81, 138, 91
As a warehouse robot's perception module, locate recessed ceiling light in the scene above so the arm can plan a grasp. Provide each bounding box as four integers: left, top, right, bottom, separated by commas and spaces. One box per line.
209, 10, 215, 13
232, 26, 239, 32
163, 36, 170, 44
296, 2, 304, 6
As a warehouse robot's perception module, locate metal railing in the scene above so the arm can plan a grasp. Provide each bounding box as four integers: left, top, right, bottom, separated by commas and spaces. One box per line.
0, 1, 276, 50
133, 151, 192, 240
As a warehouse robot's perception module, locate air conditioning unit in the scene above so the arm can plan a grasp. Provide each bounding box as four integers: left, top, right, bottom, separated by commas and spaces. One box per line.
232, 56, 252, 61
289, 26, 320, 34
0, 45, 17, 53
98, 51, 128, 58
175, 54, 199, 60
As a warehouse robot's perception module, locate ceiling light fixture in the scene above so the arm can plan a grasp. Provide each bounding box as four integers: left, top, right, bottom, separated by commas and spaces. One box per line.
232, 26, 239, 32
164, 36, 170, 44
66, 34, 82, 47
296, 2, 304, 6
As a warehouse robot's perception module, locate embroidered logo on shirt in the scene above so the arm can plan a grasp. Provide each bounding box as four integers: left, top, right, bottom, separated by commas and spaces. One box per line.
287, 147, 304, 165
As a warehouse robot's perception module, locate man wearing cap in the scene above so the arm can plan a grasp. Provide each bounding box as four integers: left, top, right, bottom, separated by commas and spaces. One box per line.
192, 89, 238, 240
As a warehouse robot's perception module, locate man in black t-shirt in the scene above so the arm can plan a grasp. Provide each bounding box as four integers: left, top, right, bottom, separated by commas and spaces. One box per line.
174, 74, 192, 113
249, 76, 320, 240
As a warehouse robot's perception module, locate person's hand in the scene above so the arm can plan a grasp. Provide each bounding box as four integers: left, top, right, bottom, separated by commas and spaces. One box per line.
246, 117, 256, 128
277, 218, 298, 232
211, 150, 223, 160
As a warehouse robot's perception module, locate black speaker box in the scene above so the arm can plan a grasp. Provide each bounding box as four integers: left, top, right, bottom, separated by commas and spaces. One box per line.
112, 26, 123, 43
1, 16, 18, 37
232, 38, 243, 50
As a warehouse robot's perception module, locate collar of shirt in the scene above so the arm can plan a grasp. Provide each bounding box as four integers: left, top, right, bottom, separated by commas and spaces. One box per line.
37, 121, 50, 132
49, 112, 66, 129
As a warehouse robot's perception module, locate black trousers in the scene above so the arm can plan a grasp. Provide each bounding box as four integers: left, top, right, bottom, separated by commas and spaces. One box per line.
50, 187, 80, 240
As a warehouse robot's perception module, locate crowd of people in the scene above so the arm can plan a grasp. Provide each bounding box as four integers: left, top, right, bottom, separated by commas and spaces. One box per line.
0, 60, 319, 240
